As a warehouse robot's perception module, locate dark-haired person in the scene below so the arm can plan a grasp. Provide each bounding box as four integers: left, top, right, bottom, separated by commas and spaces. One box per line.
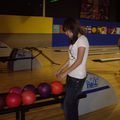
56, 18, 89, 120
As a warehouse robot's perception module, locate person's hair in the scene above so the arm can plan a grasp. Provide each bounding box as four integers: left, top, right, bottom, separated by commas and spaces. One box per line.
63, 18, 84, 44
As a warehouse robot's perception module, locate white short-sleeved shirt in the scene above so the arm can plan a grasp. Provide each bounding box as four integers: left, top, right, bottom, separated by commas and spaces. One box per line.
68, 35, 89, 79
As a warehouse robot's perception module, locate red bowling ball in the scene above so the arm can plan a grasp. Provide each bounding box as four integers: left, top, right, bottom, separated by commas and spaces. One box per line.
6, 93, 21, 108
51, 81, 64, 95
22, 91, 36, 105
9, 86, 23, 95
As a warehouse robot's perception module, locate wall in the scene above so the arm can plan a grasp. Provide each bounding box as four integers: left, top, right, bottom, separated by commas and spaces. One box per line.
0, 16, 120, 48
0, 15, 53, 48
52, 18, 120, 47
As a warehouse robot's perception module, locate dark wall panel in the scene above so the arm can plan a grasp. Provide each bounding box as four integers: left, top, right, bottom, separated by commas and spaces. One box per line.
46, 0, 80, 18
0, 0, 43, 16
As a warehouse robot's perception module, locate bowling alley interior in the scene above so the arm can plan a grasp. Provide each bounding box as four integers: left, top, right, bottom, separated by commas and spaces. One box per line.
0, 0, 120, 120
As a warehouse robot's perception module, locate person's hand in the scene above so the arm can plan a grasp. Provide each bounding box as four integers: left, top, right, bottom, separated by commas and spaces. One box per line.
55, 69, 62, 78
57, 71, 67, 80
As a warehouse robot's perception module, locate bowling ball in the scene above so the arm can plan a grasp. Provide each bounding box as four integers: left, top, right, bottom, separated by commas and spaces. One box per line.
0, 95, 6, 110
51, 81, 64, 95
22, 91, 36, 105
9, 86, 23, 95
6, 93, 21, 108
23, 84, 36, 94
37, 83, 51, 98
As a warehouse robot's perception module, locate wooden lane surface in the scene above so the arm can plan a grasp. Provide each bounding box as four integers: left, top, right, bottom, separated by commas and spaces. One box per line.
0, 46, 120, 120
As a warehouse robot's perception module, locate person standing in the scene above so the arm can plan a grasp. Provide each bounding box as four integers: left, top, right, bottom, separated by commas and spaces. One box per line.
56, 18, 89, 120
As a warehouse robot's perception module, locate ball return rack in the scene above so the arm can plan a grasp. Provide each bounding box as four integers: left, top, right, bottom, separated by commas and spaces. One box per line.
0, 92, 86, 120
0, 47, 60, 72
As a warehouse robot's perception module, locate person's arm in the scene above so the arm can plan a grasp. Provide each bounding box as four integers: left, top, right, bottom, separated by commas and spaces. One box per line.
56, 59, 69, 77
58, 47, 86, 79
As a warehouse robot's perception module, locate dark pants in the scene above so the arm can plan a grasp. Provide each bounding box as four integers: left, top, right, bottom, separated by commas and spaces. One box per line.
63, 75, 86, 120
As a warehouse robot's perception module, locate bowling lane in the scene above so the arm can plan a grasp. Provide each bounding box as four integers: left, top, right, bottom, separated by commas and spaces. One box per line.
0, 45, 120, 120
0, 45, 119, 93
